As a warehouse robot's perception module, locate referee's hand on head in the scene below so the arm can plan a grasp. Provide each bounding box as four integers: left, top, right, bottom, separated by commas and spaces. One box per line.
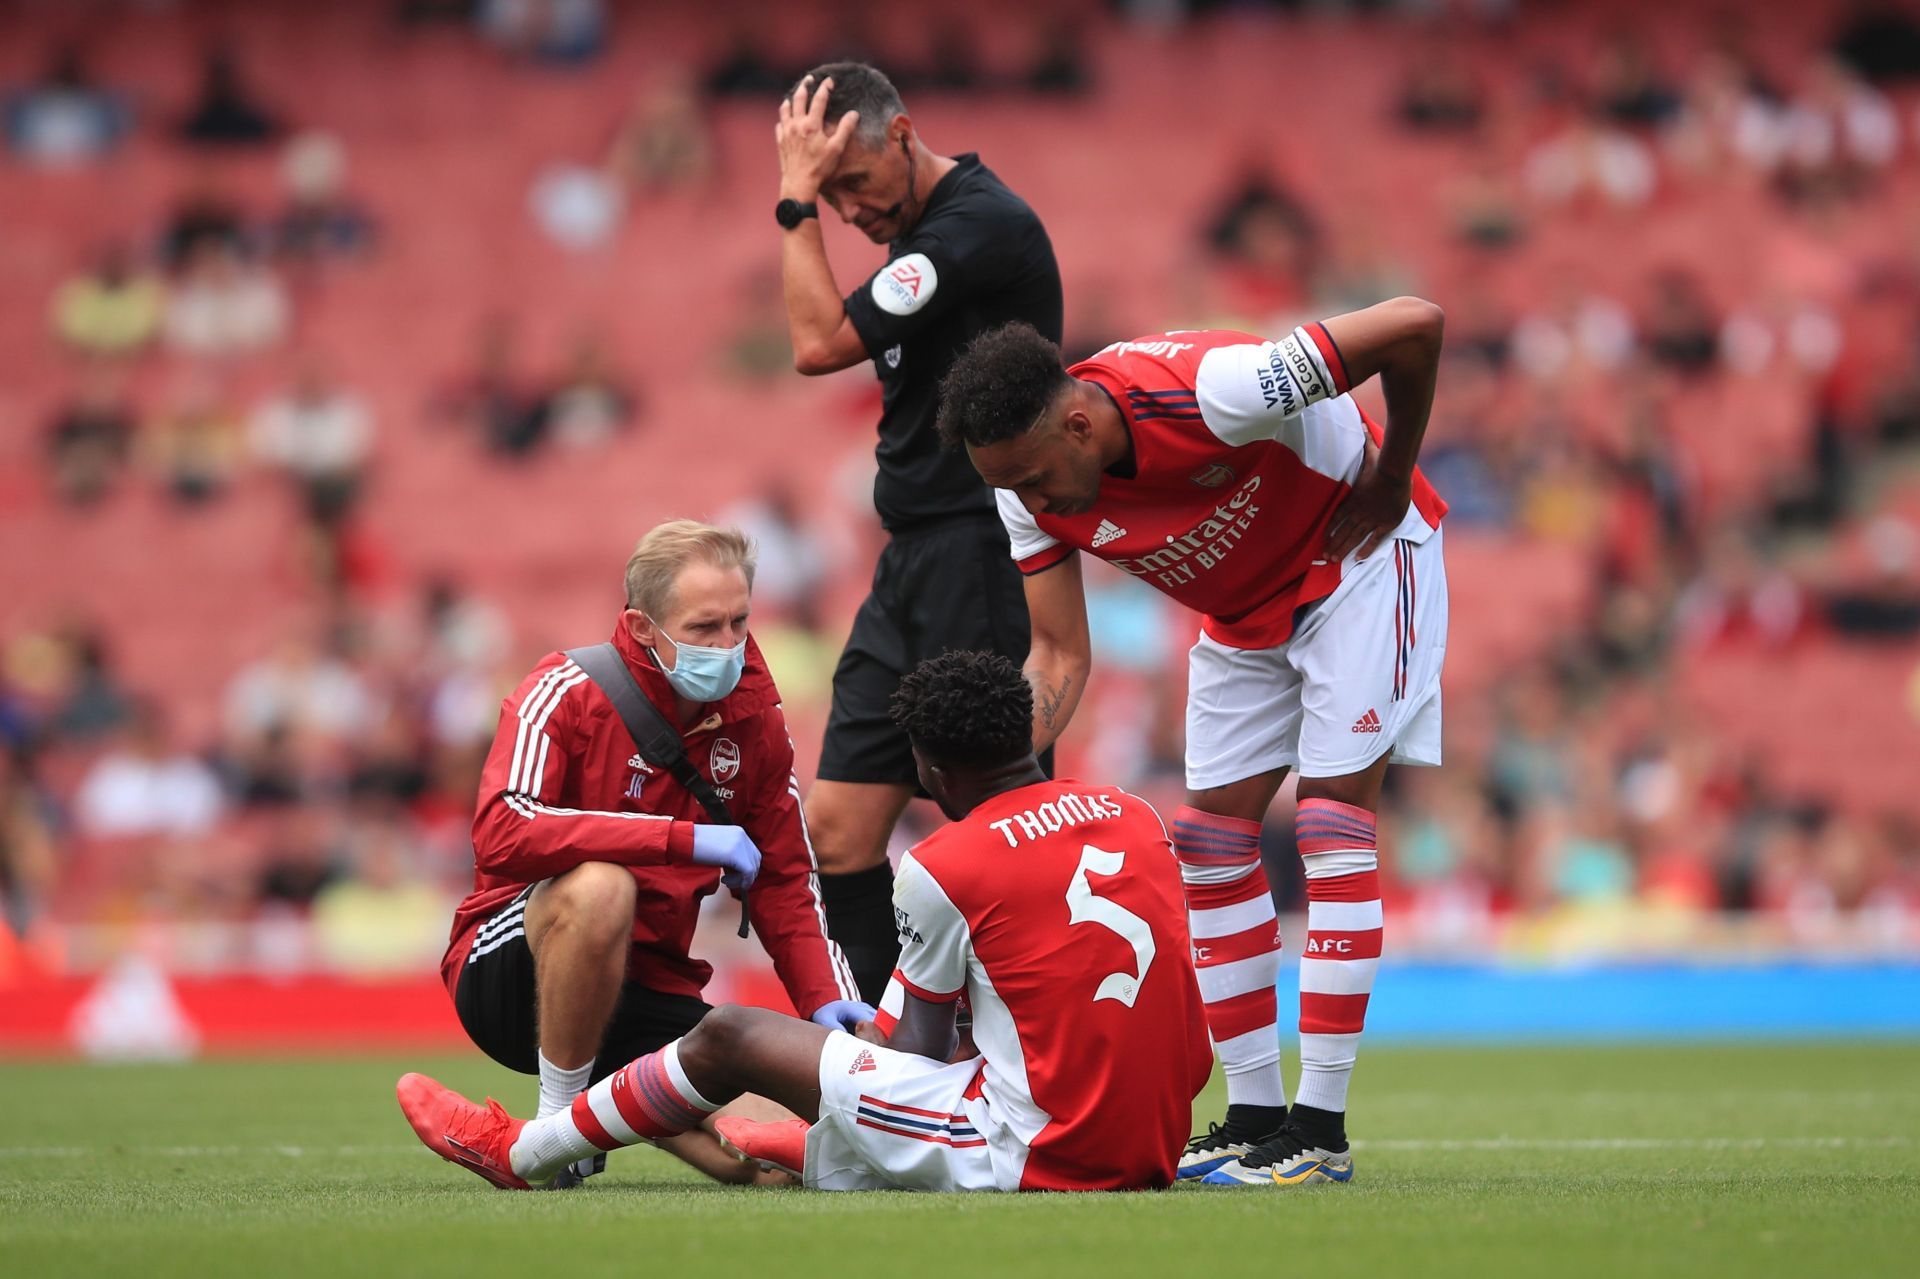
775, 74, 859, 202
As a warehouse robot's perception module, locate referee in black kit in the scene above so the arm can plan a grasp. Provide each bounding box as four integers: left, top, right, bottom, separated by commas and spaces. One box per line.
773, 62, 1062, 1002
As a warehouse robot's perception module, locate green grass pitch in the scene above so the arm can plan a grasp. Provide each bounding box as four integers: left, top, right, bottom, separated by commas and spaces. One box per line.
2, 1042, 1916, 1277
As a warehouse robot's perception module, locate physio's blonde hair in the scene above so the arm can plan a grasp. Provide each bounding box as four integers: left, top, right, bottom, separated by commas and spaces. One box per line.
623, 520, 757, 617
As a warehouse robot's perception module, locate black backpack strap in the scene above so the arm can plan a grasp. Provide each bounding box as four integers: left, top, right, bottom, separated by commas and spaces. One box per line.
565, 643, 748, 936
565, 644, 732, 825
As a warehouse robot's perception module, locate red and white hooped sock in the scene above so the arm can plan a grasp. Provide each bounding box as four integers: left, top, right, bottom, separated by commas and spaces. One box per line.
510, 1040, 718, 1178
1293, 798, 1383, 1116
1172, 805, 1286, 1110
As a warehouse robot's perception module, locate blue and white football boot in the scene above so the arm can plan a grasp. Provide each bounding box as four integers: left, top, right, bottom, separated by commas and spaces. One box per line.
1178, 1122, 1257, 1181
1202, 1112, 1353, 1187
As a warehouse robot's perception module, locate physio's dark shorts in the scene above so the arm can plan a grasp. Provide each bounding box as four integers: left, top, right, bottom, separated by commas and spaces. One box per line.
453, 886, 712, 1082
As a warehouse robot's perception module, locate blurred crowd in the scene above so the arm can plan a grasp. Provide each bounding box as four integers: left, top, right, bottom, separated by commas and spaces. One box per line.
0, 509, 838, 975
4, 0, 1920, 971
1142, 5, 1920, 950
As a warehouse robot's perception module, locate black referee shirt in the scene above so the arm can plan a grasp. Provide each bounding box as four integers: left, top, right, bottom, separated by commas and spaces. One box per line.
842, 153, 1062, 532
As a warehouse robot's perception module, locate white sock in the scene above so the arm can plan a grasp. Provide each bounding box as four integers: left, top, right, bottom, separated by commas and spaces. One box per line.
512, 1108, 595, 1178
536, 1050, 593, 1119
1223, 1043, 1289, 1109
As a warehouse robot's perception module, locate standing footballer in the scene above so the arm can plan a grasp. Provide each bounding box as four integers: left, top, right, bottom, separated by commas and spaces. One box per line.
772, 62, 1063, 1002
937, 298, 1450, 1188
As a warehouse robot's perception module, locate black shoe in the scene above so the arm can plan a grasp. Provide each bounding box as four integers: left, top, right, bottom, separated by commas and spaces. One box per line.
544, 1152, 607, 1189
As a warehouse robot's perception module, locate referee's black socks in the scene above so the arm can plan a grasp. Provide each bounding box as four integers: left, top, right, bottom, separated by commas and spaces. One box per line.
819, 863, 900, 1007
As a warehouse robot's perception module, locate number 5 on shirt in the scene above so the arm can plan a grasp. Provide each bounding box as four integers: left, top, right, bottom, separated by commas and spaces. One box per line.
1066, 845, 1157, 1007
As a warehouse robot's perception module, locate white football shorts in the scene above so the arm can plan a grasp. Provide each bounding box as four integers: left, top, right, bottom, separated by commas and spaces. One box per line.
805, 1030, 1016, 1192
1185, 526, 1448, 789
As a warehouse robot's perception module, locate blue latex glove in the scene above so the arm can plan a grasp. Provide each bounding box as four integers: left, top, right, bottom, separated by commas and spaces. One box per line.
810, 1000, 878, 1033
689, 824, 762, 892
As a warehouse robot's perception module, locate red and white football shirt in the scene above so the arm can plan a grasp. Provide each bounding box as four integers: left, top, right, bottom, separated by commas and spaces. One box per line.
884, 779, 1212, 1191
999, 328, 1448, 648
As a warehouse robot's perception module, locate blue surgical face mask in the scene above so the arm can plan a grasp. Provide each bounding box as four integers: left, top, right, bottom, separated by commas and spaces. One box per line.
646, 615, 746, 703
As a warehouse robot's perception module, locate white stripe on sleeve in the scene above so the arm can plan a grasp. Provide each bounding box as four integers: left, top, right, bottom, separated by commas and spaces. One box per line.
514, 667, 587, 793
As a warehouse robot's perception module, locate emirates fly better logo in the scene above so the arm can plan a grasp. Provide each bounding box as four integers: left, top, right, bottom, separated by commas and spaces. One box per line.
1107, 474, 1263, 590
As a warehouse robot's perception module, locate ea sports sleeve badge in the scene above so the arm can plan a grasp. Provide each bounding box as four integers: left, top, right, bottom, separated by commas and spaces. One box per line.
871, 253, 939, 316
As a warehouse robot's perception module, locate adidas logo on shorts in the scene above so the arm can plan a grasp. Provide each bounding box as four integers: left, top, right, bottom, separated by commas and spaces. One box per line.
848, 1049, 878, 1075
1091, 519, 1127, 548
1352, 708, 1383, 733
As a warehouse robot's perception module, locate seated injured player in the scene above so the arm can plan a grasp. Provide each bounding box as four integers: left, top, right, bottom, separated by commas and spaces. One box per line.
397, 649, 1213, 1192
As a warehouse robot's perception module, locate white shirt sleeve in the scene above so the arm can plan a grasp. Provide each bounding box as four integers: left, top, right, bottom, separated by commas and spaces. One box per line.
1193, 326, 1344, 447
892, 851, 970, 1002
994, 487, 1060, 563
1195, 335, 1367, 482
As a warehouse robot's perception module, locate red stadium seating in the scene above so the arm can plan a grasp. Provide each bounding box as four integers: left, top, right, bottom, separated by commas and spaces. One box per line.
2, 0, 1917, 898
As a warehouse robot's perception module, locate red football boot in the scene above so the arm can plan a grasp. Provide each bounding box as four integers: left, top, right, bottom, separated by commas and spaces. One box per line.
396, 1072, 538, 1190
714, 1116, 810, 1178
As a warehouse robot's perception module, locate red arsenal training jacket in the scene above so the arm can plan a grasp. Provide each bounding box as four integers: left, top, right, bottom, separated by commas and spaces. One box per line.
441, 619, 858, 1017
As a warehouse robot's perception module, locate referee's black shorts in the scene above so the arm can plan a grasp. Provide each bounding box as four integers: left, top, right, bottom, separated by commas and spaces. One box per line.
452, 886, 712, 1083
819, 512, 1045, 787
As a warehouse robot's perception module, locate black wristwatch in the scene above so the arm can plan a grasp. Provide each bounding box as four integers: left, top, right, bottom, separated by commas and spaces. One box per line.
775, 198, 819, 230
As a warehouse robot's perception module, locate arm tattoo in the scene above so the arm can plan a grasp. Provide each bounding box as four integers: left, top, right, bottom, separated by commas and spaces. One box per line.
1037, 674, 1074, 730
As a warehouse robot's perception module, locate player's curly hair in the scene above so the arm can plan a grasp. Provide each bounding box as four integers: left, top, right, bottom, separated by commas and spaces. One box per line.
936, 322, 1071, 451
889, 650, 1034, 769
